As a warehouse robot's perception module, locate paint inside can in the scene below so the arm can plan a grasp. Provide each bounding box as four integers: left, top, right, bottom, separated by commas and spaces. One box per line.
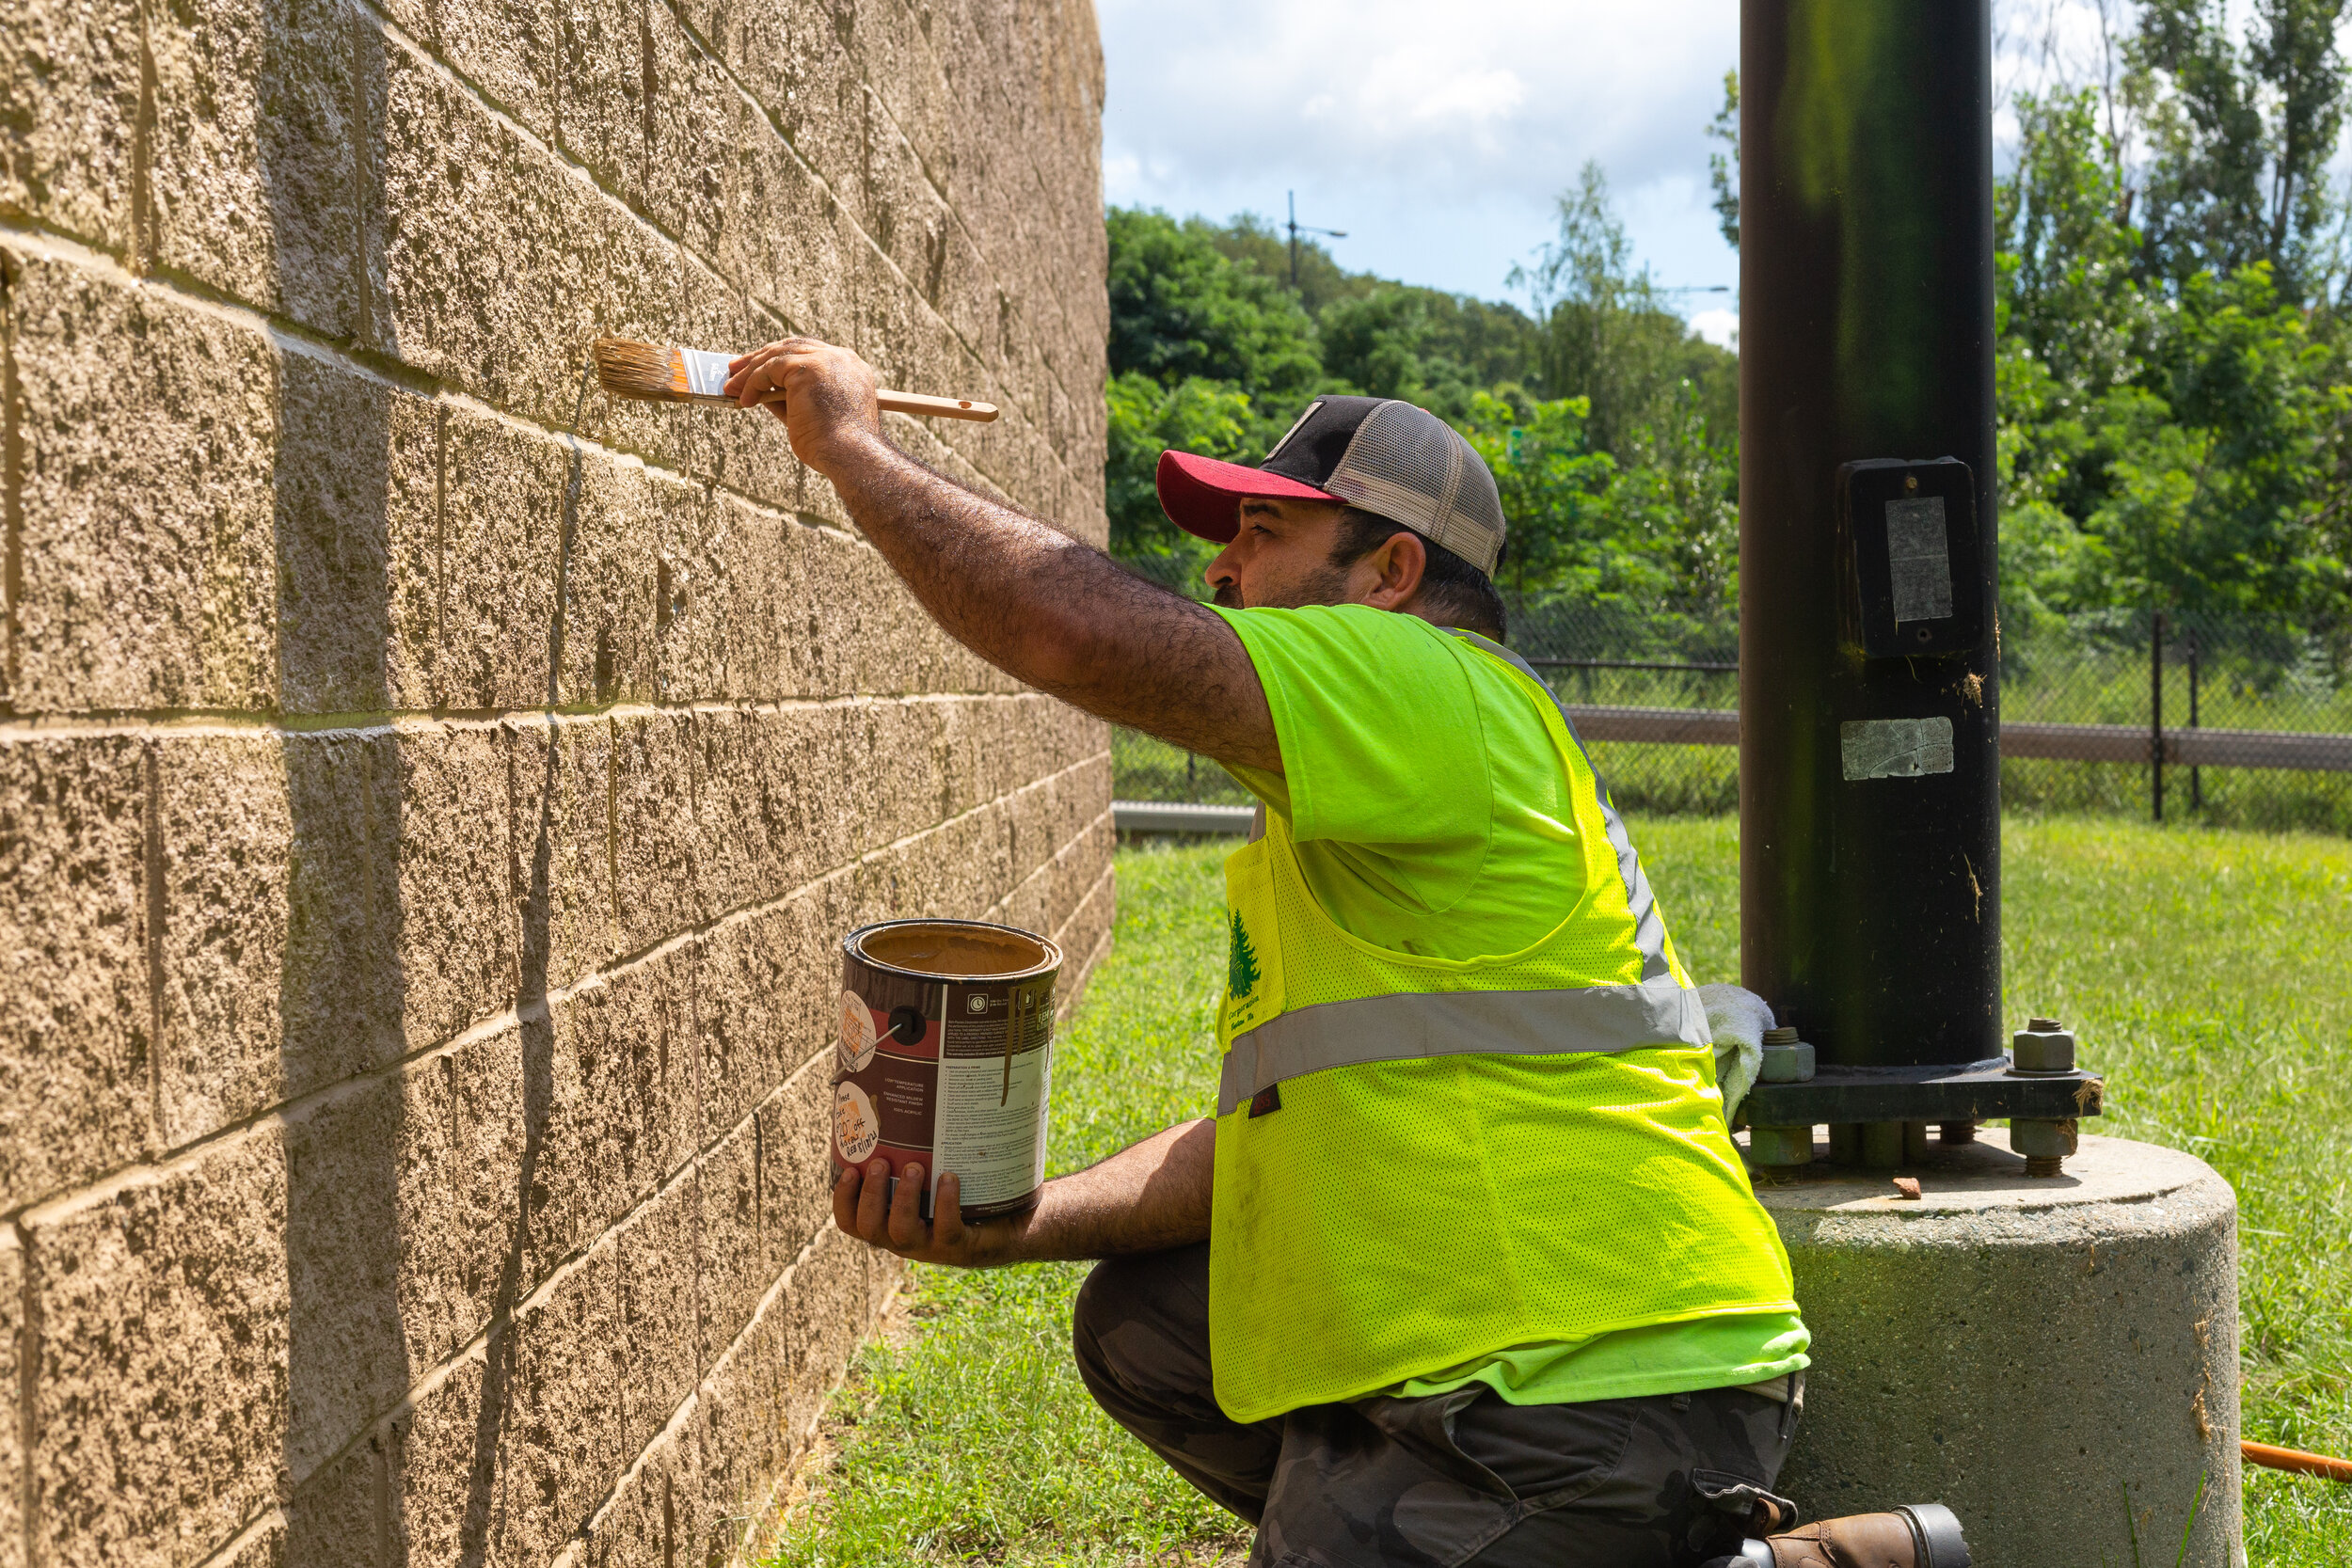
833, 917, 1063, 1221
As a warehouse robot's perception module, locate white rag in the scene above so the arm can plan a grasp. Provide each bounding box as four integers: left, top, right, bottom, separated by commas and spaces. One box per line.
1697, 983, 1776, 1118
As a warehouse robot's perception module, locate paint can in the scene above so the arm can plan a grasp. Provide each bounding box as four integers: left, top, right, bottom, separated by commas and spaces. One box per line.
833, 918, 1063, 1221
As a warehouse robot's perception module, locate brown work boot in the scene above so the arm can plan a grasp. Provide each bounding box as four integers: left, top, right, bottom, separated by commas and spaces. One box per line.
1703, 1502, 1970, 1568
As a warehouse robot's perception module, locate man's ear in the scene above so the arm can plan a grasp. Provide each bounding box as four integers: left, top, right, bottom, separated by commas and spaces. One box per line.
1360, 529, 1427, 611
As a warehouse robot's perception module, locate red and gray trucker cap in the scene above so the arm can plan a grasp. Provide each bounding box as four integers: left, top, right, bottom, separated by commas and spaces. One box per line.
1154, 395, 1508, 576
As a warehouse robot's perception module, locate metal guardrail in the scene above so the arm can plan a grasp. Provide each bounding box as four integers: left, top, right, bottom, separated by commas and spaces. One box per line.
1565, 707, 2352, 771
1112, 707, 2350, 840
1569, 705, 1743, 747
1524, 657, 1741, 673
1113, 800, 1258, 835
2008, 721, 2352, 771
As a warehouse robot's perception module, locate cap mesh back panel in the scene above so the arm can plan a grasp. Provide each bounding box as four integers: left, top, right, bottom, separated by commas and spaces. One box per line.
1326, 402, 1507, 573
1350, 403, 1456, 507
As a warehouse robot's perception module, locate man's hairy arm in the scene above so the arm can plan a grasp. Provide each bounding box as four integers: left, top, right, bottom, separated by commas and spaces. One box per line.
833, 1117, 1214, 1266
728, 339, 1278, 771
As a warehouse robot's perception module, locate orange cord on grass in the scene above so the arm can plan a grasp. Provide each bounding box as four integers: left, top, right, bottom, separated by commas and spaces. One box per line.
2243, 1439, 2352, 1482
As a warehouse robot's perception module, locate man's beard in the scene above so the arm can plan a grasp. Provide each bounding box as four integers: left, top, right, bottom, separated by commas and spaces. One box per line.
1213, 561, 1351, 612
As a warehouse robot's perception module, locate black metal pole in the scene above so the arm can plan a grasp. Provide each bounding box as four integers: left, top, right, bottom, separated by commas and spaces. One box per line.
2152, 611, 2166, 824
1739, 0, 2000, 1069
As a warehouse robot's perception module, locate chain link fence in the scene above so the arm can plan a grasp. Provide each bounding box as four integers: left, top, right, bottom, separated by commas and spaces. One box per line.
2001, 609, 2352, 833
1112, 591, 2352, 835
1506, 600, 1741, 817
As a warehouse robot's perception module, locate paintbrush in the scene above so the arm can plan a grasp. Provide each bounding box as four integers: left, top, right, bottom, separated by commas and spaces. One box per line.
592, 337, 1000, 421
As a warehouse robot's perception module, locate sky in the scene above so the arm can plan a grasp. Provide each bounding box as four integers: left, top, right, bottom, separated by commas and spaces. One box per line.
1096, 0, 2350, 350
1098, 0, 1745, 339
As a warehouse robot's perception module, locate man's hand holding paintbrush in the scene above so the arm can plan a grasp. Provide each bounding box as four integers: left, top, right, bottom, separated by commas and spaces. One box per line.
591, 334, 997, 420
721, 338, 893, 474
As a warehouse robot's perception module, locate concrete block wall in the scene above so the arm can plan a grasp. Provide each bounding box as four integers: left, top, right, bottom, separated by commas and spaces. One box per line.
0, 0, 1112, 1558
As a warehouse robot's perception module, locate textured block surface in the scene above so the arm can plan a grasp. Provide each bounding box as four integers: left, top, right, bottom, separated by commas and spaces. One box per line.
0, 0, 1108, 1560
5, 248, 280, 711
0, 1227, 21, 1568
28, 1133, 293, 1568
0, 734, 152, 1210
0, 0, 142, 252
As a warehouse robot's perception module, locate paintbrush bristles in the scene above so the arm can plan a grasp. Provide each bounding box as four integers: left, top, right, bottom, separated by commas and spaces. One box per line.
592, 337, 694, 402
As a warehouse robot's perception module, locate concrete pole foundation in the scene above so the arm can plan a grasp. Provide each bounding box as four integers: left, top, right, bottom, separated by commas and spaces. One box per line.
1748, 1129, 2243, 1567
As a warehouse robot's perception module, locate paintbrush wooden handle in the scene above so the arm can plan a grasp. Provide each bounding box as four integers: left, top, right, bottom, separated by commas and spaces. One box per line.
877, 389, 998, 422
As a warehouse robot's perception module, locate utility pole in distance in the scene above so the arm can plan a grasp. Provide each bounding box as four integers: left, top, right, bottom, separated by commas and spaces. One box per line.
1286, 191, 1347, 293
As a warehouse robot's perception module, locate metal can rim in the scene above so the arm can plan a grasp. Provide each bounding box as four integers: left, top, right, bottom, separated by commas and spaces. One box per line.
842, 916, 1064, 985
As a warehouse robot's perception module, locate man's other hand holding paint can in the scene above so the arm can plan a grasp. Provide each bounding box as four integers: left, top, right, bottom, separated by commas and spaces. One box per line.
830, 922, 1214, 1271
832, 919, 1062, 1226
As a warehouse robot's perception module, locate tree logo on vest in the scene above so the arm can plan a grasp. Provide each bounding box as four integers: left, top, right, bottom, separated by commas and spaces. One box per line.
1228, 911, 1261, 1000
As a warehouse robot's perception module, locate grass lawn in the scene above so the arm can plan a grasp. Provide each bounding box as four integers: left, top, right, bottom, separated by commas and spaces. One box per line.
767, 816, 2352, 1566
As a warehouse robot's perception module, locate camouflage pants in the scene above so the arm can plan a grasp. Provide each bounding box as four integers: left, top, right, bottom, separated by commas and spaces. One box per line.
1073, 1244, 1800, 1568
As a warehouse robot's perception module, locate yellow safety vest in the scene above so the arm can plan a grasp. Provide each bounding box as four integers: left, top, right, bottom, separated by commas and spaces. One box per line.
1207, 632, 1798, 1422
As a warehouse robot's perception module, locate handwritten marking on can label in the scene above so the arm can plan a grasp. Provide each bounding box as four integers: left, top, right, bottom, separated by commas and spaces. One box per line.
1841, 717, 1956, 780
834, 1081, 880, 1164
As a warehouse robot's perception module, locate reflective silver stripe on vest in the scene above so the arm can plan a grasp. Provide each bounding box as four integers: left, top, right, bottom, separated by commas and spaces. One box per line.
1217, 975, 1709, 1116
1450, 630, 1675, 982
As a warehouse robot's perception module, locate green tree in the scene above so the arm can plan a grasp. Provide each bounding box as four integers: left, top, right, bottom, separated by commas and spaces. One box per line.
2122, 263, 2351, 618
1104, 372, 1257, 595
1314, 288, 1545, 417
1454, 391, 1629, 601
1994, 60, 2352, 638
1204, 211, 1363, 317
1607, 382, 1741, 622
1998, 90, 2147, 411
1106, 209, 1325, 399
2126, 0, 2352, 301
1707, 70, 1740, 250
1514, 163, 1738, 460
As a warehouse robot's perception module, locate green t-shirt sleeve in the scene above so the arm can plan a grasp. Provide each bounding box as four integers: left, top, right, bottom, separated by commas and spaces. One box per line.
1210, 605, 1495, 855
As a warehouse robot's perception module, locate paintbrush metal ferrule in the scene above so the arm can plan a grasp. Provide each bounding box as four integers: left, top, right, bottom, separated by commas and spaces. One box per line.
671, 345, 739, 406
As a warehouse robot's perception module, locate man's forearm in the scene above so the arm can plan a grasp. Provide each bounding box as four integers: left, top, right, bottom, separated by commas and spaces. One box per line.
822, 433, 1275, 768
1006, 1117, 1215, 1262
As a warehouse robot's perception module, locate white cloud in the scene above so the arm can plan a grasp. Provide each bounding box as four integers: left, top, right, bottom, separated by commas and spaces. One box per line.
1100, 0, 1740, 304
1102, 0, 1734, 198
1690, 308, 1739, 349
